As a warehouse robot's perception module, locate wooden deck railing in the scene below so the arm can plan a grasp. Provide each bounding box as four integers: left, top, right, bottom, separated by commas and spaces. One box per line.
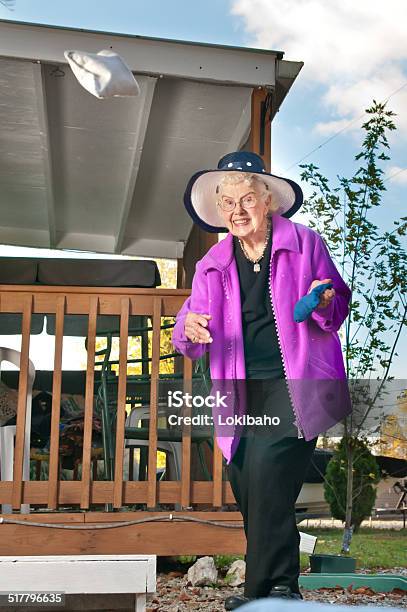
0, 284, 233, 513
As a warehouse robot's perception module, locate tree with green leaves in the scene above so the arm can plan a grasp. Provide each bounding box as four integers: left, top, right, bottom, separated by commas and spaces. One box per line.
300, 100, 407, 553
324, 437, 381, 532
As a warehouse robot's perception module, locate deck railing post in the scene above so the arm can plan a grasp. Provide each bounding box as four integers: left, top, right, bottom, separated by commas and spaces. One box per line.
12, 294, 33, 511
147, 297, 162, 508
80, 296, 99, 509
181, 358, 193, 508
47, 295, 65, 509
113, 297, 130, 508
212, 440, 224, 508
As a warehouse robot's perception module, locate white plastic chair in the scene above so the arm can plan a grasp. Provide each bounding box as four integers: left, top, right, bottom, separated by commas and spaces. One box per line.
0, 348, 36, 514
125, 404, 182, 481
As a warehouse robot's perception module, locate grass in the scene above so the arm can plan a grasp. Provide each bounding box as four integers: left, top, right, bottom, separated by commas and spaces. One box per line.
178, 528, 407, 573
300, 527, 407, 571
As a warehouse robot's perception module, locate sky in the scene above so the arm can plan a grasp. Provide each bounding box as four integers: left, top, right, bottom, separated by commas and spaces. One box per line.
0, 0, 406, 379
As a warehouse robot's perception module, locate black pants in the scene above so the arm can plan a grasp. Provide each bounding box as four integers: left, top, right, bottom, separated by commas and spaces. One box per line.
226, 379, 318, 598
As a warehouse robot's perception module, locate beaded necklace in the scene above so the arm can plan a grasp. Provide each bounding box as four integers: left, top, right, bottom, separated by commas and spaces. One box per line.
238, 217, 272, 273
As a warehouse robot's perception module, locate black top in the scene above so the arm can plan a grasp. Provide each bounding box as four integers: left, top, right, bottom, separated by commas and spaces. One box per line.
233, 230, 285, 380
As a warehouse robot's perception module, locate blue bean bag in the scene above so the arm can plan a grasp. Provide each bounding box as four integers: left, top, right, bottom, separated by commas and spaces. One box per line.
293, 282, 333, 323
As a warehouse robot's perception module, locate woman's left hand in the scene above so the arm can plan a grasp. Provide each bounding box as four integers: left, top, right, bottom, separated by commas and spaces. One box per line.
308, 278, 336, 308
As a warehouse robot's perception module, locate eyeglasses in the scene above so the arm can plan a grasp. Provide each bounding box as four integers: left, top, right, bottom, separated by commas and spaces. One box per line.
217, 192, 265, 212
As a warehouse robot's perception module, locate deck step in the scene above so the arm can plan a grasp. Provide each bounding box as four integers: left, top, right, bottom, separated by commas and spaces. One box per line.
0, 554, 156, 612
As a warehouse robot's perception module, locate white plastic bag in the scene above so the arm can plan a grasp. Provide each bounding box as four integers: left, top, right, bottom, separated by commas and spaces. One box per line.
64, 49, 140, 99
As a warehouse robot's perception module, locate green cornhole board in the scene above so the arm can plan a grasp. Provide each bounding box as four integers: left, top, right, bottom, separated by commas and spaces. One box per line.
299, 573, 407, 592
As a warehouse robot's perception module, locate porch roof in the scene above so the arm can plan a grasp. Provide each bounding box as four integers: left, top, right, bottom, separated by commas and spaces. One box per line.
0, 19, 303, 259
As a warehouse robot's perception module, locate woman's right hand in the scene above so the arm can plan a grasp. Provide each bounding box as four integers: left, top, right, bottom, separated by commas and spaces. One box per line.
184, 313, 213, 344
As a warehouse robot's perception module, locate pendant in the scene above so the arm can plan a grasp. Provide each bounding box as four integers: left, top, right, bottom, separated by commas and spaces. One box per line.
253, 263, 261, 272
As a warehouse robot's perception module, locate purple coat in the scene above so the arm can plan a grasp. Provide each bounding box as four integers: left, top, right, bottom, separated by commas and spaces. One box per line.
172, 214, 352, 463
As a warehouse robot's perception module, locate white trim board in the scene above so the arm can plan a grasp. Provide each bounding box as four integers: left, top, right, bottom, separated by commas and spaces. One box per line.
0, 555, 156, 607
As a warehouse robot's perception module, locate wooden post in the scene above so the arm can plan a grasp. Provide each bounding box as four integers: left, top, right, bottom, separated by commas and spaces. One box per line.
147, 297, 162, 509
180, 358, 193, 509
177, 225, 217, 290
12, 295, 32, 510
249, 87, 272, 171
80, 296, 98, 510
113, 297, 130, 508
176, 257, 185, 290
47, 295, 65, 509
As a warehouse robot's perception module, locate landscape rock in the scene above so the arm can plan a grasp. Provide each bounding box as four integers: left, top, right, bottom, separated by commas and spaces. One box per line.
186, 556, 218, 586
225, 559, 246, 586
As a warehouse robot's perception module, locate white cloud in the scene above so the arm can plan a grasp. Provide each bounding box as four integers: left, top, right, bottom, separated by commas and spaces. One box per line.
320, 66, 407, 136
385, 166, 407, 185
314, 118, 356, 137
231, 0, 407, 137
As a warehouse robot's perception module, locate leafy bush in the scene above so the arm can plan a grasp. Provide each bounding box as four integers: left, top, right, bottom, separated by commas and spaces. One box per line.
324, 437, 381, 531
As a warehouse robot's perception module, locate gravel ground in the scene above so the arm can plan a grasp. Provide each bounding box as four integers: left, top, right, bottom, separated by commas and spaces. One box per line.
153, 520, 403, 610
146, 569, 407, 611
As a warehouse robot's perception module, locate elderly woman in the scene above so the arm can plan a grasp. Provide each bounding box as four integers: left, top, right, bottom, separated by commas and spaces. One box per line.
172, 152, 352, 609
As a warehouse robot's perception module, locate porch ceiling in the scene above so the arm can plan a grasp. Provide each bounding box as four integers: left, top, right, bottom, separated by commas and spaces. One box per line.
0, 20, 303, 259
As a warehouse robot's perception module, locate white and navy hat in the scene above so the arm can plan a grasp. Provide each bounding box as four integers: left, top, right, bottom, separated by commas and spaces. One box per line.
184, 151, 303, 232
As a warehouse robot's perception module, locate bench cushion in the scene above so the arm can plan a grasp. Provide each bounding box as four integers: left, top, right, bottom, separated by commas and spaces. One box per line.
38, 259, 161, 287
0, 258, 161, 288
